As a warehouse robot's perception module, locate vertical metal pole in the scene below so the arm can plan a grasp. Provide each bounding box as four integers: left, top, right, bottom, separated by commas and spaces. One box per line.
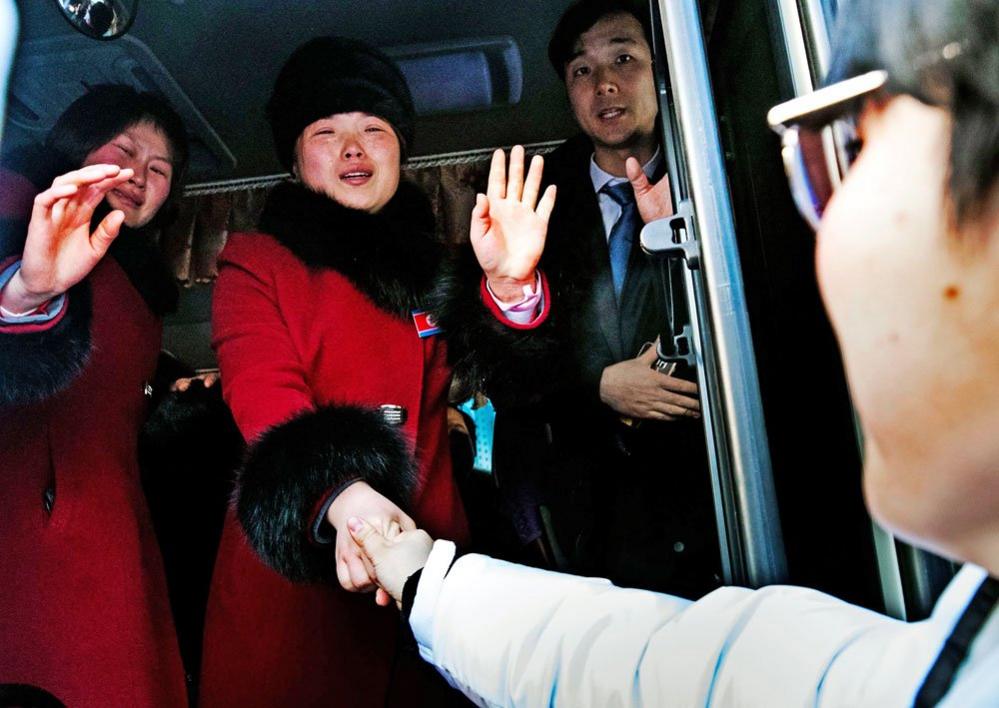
773, 0, 818, 94
655, 0, 787, 587
799, 0, 833, 76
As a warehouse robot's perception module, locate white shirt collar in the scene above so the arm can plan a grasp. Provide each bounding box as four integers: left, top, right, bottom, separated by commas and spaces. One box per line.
589, 145, 663, 194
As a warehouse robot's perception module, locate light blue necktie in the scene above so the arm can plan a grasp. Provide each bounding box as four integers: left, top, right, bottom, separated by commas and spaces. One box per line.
602, 181, 638, 299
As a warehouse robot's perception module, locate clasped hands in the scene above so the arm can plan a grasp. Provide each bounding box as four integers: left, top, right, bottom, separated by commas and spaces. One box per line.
325, 481, 417, 607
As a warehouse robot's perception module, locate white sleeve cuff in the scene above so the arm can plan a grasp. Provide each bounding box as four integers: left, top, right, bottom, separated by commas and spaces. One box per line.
0, 261, 66, 323
484, 273, 544, 325
410, 539, 458, 664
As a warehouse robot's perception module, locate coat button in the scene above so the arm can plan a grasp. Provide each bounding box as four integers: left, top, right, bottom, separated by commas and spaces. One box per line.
379, 404, 407, 426
42, 485, 55, 514
673, 541, 686, 553
143, 382, 154, 398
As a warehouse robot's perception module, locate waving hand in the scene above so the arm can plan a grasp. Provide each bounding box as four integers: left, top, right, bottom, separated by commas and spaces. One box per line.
470, 145, 556, 302
2, 164, 133, 314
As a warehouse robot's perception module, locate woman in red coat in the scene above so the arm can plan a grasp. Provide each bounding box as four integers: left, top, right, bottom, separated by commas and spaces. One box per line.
200, 37, 556, 707
0, 86, 190, 707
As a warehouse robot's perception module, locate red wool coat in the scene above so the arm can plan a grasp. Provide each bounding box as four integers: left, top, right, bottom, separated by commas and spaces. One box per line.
0, 257, 187, 708
200, 229, 471, 708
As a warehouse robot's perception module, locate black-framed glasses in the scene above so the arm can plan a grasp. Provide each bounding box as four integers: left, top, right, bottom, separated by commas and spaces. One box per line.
767, 70, 888, 230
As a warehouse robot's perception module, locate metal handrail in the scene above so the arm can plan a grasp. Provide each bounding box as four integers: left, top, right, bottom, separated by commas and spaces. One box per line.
773, 0, 818, 95
653, 0, 787, 587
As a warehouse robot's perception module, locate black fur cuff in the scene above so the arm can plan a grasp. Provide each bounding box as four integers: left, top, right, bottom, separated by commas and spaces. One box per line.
430, 247, 566, 410
0, 280, 92, 408
235, 404, 417, 584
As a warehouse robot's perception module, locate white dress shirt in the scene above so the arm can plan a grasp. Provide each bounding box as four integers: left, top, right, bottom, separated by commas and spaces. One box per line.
589, 147, 663, 240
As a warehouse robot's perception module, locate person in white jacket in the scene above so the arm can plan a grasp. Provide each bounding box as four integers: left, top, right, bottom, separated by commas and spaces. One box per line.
346, 0, 999, 705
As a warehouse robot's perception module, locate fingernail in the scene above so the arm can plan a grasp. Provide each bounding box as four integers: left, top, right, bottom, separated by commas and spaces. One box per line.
347, 517, 363, 533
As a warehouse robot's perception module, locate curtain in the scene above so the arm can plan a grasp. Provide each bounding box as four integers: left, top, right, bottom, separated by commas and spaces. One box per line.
161, 160, 493, 286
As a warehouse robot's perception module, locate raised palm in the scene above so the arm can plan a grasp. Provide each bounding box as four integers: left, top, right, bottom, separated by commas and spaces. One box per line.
470, 145, 556, 296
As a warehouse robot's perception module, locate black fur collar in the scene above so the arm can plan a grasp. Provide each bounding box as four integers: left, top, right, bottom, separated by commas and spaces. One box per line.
93, 203, 179, 317
258, 180, 442, 319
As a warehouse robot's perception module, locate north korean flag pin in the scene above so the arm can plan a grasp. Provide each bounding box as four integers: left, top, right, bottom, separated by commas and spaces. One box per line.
412, 309, 441, 338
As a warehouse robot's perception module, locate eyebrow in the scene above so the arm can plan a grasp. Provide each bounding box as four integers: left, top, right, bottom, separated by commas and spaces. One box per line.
568, 36, 640, 63
121, 129, 174, 165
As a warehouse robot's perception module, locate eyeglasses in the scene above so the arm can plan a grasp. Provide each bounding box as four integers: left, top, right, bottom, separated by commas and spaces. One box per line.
767, 70, 888, 230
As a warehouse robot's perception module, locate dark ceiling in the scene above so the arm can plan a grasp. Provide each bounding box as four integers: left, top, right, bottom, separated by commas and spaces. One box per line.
5, 0, 581, 183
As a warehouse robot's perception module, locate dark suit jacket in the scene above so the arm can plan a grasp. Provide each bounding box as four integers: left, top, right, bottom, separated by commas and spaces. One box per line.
542, 135, 672, 393
492, 134, 722, 598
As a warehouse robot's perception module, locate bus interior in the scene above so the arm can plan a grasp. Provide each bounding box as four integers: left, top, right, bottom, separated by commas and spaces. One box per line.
2, 0, 960, 697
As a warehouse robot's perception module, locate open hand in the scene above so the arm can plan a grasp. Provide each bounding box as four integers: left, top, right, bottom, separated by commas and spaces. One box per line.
599, 344, 701, 421
625, 156, 674, 225
470, 145, 556, 303
2, 164, 134, 314
326, 481, 415, 605
348, 516, 434, 608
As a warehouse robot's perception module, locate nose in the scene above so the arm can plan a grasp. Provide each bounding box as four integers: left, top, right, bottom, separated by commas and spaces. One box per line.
128, 163, 146, 189
342, 134, 365, 160
595, 67, 618, 96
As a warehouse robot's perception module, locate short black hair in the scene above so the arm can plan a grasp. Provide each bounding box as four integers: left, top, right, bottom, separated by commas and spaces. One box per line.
44, 84, 190, 215
548, 0, 652, 80
827, 0, 998, 228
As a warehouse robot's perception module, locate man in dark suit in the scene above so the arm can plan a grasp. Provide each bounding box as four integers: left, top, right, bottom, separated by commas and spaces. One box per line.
492, 0, 721, 598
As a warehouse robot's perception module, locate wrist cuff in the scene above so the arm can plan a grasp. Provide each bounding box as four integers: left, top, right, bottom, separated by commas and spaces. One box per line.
0, 259, 67, 330
308, 478, 364, 545
479, 271, 551, 330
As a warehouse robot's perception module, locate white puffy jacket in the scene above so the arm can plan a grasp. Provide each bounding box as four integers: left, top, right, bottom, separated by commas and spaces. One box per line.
410, 541, 997, 707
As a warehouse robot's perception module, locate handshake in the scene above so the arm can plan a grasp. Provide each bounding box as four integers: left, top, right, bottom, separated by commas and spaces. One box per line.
345, 516, 435, 609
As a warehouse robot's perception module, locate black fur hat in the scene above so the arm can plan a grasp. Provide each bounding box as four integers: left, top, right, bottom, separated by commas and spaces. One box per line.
267, 36, 415, 170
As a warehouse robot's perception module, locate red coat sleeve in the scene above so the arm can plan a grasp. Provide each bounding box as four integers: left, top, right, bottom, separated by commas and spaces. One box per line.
212, 234, 315, 443
213, 234, 417, 584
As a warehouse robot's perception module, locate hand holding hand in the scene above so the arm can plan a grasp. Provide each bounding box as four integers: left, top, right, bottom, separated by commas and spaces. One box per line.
625, 156, 674, 225
1, 165, 134, 314
599, 344, 701, 421
327, 482, 415, 605
470, 145, 556, 303
348, 516, 434, 608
